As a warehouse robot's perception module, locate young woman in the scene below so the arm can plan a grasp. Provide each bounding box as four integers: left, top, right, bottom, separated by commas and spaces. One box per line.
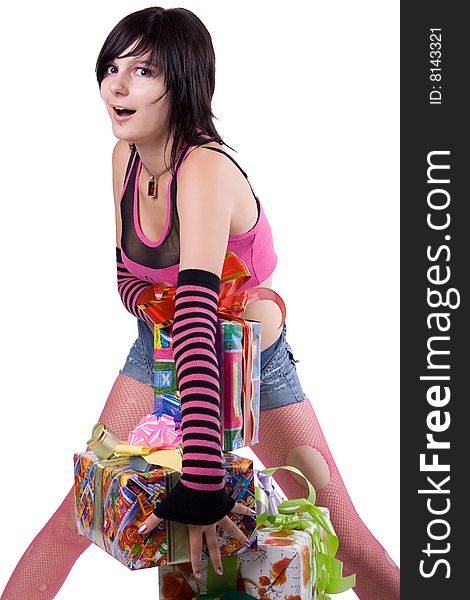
0, 7, 399, 600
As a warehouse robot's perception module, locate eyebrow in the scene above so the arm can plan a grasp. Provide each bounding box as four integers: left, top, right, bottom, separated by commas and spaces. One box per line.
114, 55, 152, 65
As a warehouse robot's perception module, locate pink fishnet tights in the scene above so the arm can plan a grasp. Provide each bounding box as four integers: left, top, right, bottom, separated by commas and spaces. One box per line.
251, 397, 400, 600
1, 373, 155, 600
1, 381, 400, 600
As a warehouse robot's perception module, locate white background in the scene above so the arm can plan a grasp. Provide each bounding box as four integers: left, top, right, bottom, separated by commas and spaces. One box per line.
0, 1, 399, 598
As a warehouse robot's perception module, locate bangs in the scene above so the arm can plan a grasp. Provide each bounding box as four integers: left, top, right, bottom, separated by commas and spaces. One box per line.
95, 13, 166, 85
115, 37, 163, 76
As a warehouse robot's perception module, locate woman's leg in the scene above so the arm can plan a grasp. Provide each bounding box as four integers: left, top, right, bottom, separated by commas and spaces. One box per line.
1, 373, 154, 600
251, 397, 400, 600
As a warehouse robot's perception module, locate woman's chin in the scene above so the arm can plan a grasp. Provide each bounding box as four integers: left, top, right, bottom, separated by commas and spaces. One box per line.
110, 124, 134, 143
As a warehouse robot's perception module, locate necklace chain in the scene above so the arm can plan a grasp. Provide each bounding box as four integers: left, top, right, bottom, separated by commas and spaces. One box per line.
142, 143, 187, 198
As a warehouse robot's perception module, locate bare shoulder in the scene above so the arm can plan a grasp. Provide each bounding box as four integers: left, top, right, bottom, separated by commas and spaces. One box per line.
178, 141, 257, 238
112, 139, 133, 195
177, 143, 240, 222
179, 142, 242, 192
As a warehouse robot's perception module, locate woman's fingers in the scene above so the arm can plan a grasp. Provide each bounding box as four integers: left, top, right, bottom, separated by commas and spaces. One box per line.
218, 515, 251, 546
188, 525, 204, 579
138, 506, 254, 578
138, 512, 163, 534
221, 502, 256, 546
230, 502, 257, 518
203, 525, 223, 575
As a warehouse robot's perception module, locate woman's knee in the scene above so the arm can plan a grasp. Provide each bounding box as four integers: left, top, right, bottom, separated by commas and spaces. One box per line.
286, 445, 332, 491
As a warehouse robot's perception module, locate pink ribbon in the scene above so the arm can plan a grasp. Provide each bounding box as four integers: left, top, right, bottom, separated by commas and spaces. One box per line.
127, 413, 182, 448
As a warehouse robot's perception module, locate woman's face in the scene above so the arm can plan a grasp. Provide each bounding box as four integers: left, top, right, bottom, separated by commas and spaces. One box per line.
100, 43, 171, 145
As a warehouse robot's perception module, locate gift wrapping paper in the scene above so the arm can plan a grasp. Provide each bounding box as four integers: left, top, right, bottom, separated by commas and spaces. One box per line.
74, 450, 257, 570
153, 326, 177, 399
74, 451, 171, 569
159, 556, 238, 599
152, 319, 261, 453
159, 525, 325, 599
215, 319, 261, 451
238, 526, 315, 600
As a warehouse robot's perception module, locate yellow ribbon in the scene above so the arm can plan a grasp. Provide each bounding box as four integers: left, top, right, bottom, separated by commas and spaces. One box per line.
113, 444, 182, 472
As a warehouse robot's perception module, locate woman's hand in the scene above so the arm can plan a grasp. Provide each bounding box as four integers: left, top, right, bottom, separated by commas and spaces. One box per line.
138, 502, 255, 578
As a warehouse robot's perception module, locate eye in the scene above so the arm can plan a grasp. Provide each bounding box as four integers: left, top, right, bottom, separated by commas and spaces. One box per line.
104, 64, 117, 76
136, 67, 153, 77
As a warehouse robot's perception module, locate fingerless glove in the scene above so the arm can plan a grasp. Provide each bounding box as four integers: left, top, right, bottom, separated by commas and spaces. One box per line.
153, 268, 235, 524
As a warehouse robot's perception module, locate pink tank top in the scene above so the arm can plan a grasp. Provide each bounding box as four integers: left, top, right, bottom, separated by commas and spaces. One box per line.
119, 141, 277, 293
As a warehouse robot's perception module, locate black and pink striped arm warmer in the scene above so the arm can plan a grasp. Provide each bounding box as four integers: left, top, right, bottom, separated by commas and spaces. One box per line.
116, 247, 154, 327
153, 268, 235, 525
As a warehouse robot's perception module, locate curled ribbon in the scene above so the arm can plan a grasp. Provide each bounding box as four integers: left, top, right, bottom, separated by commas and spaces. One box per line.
87, 419, 182, 472
138, 252, 287, 447
127, 413, 182, 448
137, 251, 286, 330
255, 471, 285, 516
111, 443, 182, 473
255, 466, 356, 598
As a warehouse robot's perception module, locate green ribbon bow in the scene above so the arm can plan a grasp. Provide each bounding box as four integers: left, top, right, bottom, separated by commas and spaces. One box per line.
255, 465, 356, 598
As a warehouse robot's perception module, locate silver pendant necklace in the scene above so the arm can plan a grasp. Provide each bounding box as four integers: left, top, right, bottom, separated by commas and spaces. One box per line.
143, 144, 187, 199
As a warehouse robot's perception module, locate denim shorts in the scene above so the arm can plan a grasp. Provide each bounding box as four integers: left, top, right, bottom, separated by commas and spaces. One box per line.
119, 319, 306, 411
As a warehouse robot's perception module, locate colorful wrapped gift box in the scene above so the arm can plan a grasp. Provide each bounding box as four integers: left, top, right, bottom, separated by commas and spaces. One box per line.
253, 469, 334, 598
74, 450, 257, 570
159, 512, 336, 600
238, 526, 315, 599
153, 327, 178, 399
138, 251, 287, 454
151, 318, 261, 452
74, 451, 170, 569
216, 319, 261, 451
159, 528, 315, 600
159, 467, 355, 599
254, 467, 356, 599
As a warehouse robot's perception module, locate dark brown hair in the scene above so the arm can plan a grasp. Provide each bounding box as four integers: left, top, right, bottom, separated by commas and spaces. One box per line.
95, 6, 234, 170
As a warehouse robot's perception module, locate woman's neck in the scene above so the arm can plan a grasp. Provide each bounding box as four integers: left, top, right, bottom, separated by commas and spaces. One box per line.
134, 134, 176, 177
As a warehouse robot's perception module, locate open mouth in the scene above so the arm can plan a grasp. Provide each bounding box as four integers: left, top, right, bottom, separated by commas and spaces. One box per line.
113, 107, 136, 116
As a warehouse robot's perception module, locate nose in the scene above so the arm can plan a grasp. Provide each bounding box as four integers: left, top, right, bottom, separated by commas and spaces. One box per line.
108, 71, 129, 96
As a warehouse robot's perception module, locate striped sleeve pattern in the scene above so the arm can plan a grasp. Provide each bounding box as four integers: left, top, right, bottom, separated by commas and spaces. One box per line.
116, 247, 154, 326
172, 268, 226, 491
152, 268, 235, 524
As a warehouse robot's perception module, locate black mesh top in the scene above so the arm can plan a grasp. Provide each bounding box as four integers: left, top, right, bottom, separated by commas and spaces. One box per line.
120, 141, 253, 271
120, 143, 191, 269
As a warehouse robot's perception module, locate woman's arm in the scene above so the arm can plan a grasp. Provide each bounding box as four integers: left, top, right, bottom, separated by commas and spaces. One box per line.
112, 140, 128, 249
152, 146, 236, 524
112, 140, 154, 326
116, 247, 154, 326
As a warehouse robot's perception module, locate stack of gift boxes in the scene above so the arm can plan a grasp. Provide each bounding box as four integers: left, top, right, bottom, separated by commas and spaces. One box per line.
74, 317, 260, 570
74, 254, 356, 598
